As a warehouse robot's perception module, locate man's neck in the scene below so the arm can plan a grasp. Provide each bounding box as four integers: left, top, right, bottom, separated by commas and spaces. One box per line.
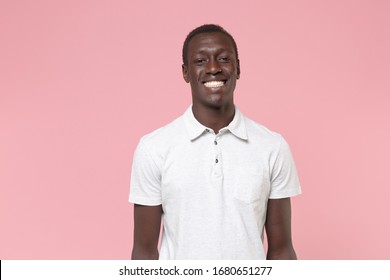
192, 103, 235, 134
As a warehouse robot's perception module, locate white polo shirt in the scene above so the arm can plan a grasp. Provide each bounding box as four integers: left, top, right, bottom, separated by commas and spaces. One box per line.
129, 106, 301, 259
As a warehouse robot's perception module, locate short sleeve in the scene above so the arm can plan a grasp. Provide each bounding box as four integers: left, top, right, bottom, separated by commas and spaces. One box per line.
269, 136, 302, 199
129, 140, 162, 205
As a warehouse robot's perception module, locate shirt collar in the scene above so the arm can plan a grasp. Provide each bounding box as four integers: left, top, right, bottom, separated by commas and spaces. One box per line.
226, 106, 248, 140
183, 105, 248, 141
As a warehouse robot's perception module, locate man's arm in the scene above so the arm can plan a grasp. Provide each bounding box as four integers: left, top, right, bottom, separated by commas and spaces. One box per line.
265, 197, 297, 260
131, 204, 163, 260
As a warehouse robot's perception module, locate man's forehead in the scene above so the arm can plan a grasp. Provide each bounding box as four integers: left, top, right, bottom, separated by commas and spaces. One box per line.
188, 32, 235, 52
193, 47, 230, 54
190, 32, 233, 44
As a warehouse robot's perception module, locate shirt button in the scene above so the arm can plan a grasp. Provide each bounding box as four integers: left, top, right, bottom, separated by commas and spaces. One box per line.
215, 159, 218, 163
214, 140, 218, 145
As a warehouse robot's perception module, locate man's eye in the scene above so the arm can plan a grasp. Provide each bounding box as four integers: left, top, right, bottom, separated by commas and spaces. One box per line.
219, 57, 230, 62
195, 58, 206, 64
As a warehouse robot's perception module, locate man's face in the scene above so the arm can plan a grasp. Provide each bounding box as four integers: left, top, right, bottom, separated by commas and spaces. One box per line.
182, 32, 240, 109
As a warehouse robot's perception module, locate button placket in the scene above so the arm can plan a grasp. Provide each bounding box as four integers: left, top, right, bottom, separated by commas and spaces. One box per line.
213, 135, 223, 177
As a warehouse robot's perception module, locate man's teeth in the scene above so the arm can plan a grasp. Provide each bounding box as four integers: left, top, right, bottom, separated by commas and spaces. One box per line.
204, 81, 225, 88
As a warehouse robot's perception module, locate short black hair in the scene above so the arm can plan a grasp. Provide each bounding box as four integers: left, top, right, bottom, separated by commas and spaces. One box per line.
182, 24, 239, 65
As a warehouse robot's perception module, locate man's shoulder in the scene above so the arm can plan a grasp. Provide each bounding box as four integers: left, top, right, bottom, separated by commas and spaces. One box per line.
241, 112, 283, 143
138, 113, 186, 148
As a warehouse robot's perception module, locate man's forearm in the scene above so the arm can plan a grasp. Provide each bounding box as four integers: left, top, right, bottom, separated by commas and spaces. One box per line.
266, 246, 297, 260
131, 247, 159, 260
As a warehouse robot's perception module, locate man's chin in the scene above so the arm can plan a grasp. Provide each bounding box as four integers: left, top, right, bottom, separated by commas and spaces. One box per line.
202, 97, 233, 110
209, 93, 224, 104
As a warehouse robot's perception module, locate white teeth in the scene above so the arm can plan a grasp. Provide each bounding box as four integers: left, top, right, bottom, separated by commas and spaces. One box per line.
204, 81, 225, 88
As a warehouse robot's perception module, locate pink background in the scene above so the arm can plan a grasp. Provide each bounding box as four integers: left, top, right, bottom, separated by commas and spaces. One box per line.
1, 0, 390, 259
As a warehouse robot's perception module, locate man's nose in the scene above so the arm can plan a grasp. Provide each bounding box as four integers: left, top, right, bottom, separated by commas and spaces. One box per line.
206, 59, 222, 75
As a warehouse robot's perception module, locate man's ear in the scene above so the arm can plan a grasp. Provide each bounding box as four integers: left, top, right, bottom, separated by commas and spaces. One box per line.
182, 64, 190, 83
236, 59, 240, 79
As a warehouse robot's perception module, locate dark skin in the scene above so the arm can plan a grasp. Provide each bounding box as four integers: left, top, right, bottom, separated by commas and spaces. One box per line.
131, 204, 162, 259
132, 32, 297, 260
182, 32, 240, 133
265, 198, 297, 259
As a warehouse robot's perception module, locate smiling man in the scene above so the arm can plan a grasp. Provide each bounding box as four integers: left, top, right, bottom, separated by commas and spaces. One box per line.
129, 24, 301, 260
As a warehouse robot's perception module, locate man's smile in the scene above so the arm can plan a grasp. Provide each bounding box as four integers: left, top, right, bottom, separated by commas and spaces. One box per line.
203, 80, 226, 88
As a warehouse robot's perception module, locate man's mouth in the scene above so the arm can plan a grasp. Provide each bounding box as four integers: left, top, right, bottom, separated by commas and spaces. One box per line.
203, 81, 226, 88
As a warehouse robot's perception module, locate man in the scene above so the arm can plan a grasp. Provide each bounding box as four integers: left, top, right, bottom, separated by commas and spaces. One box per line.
129, 24, 301, 260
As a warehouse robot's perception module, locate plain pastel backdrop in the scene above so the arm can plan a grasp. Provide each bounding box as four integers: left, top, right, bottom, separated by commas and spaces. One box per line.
1, 0, 389, 259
